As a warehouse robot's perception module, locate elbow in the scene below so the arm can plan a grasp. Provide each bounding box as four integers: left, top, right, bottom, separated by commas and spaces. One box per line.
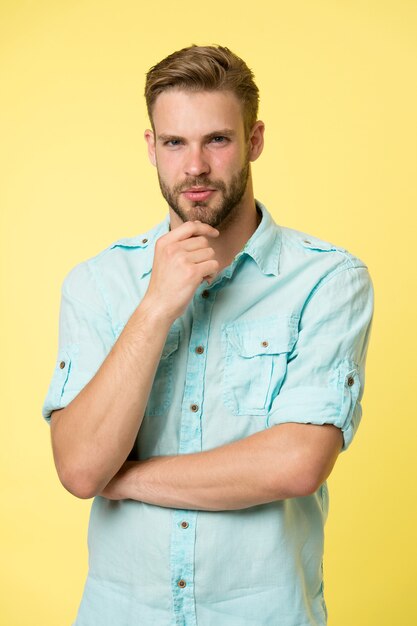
291, 460, 337, 498
58, 467, 98, 499
293, 472, 323, 498
54, 454, 102, 499
293, 452, 336, 497
277, 452, 328, 499
66, 483, 97, 500
280, 467, 321, 499
50, 415, 102, 499
295, 451, 340, 498
269, 424, 343, 499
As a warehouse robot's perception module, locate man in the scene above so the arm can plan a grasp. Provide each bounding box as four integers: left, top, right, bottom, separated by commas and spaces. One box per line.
42, 45, 374, 626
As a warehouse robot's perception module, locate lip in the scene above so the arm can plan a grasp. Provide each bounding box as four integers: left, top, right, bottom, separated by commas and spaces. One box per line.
182, 188, 216, 201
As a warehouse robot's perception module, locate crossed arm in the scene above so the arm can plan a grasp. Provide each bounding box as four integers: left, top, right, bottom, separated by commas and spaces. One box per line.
98, 422, 343, 511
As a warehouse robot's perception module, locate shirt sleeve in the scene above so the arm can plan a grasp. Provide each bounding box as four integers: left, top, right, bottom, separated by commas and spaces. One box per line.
266, 264, 374, 451
41, 260, 116, 424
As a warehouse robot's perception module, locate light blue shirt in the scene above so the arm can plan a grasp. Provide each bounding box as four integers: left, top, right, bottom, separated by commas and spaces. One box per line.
42, 200, 374, 626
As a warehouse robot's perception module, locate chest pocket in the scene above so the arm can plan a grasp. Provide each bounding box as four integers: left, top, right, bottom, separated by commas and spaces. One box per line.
145, 322, 181, 416
221, 315, 299, 416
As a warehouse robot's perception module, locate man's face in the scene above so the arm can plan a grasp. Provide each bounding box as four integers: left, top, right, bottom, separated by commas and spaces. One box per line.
145, 89, 252, 229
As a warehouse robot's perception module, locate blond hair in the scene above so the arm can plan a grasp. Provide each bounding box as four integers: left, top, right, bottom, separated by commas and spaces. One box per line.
144, 44, 259, 138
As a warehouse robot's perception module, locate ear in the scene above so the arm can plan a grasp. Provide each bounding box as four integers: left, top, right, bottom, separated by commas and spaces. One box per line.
248, 121, 265, 162
144, 129, 156, 166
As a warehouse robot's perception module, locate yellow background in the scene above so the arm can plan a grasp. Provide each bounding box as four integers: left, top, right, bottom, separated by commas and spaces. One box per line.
1, 1, 416, 624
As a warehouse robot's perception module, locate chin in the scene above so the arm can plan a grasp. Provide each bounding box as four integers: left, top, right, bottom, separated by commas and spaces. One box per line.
180, 201, 217, 221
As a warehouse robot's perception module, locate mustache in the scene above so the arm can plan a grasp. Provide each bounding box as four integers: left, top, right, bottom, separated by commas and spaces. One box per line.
174, 177, 226, 193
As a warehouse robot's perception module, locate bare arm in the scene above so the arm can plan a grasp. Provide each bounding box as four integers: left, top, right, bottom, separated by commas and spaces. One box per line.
98, 422, 343, 510
50, 302, 172, 499
50, 221, 220, 499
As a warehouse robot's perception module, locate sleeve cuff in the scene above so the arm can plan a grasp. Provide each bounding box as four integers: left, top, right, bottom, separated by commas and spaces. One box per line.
265, 360, 362, 451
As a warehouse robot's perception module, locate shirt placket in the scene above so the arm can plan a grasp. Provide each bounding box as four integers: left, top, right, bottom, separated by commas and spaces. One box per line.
169, 284, 216, 626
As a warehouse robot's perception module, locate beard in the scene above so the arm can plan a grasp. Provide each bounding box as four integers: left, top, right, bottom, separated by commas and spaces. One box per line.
157, 156, 251, 230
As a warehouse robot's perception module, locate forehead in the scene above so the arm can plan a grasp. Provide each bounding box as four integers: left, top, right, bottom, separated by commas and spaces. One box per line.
152, 89, 245, 137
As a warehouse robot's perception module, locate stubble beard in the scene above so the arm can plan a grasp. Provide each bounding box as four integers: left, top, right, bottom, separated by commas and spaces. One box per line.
157, 157, 251, 230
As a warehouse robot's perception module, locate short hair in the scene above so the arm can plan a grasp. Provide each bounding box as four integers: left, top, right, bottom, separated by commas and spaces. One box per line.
144, 44, 259, 139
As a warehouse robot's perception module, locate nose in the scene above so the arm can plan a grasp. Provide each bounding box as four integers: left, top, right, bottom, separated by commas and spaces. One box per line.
184, 145, 210, 178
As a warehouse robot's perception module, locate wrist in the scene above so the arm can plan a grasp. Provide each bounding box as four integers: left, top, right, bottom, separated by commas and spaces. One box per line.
137, 294, 177, 330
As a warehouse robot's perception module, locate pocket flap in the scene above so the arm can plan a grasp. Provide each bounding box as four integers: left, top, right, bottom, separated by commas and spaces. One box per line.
225, 316, 299, 358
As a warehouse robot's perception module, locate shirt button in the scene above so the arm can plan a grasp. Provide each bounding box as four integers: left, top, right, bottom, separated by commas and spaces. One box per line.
142, 238, 148, 244
347, 376, 355, 387
261, 340, 269, 347
178, 579, 186, 588
201, 289, 210, 298
195, 345, 204, 354
59, 361, 66, 369
190, 403, 199, 412
180, 521, 189, 529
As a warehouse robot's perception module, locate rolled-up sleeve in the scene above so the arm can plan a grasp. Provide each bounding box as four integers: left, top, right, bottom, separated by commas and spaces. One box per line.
266, 265, 374, 451
41, 260, 115, 424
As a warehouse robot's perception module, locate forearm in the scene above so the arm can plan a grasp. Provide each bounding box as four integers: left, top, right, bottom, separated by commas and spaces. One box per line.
99, 424, 323, 510
51, 296, 173, 499
124, 453, 280, 511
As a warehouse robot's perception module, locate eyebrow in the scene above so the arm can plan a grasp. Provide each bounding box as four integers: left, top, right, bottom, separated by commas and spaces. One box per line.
157, 129, 236, 143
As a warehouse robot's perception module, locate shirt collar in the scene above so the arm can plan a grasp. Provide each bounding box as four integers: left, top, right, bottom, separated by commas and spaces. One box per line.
237, 199, 281, 276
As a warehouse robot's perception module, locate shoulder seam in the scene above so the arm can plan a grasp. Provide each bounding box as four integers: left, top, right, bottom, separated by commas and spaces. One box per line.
308, 263, 369, 302
282, 227, 364, 263
60, 261, 112, 322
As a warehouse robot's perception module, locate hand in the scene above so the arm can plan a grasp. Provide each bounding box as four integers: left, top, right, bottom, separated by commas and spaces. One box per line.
143, 220, 220, 322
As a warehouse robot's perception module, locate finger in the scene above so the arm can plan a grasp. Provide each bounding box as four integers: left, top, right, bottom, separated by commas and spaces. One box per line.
196, 259, 219, 280
168, 220, 219, 243
185, 247, 216, 264
180, 235, 211, 251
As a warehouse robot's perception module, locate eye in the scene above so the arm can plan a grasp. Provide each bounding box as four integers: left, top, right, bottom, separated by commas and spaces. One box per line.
210, 136, 228, 144
164, 139, 182, 147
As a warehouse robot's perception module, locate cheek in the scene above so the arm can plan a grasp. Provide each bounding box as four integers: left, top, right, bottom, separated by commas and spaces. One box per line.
156, 156, 179, 183
211, 149, 240, 174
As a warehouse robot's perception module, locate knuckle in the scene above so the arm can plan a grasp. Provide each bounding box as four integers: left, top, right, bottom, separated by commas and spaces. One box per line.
164, 242, 176, 257
176, 253, 187, 269
155, 237, 164, 250
184, 221, 197, 233
200, 236, 209, 247
183, 265, 196, 281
